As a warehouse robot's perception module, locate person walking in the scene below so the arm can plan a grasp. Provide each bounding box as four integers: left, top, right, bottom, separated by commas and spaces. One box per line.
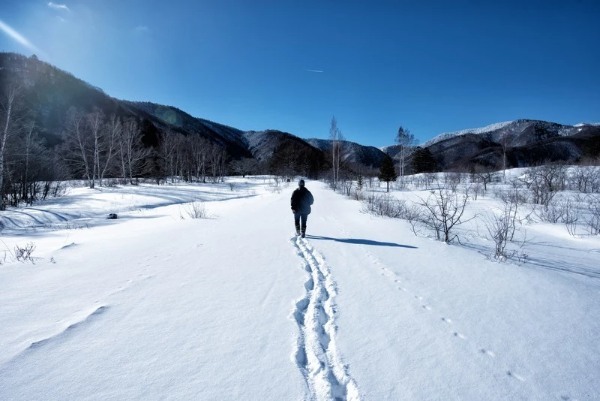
291, 179, 314, 238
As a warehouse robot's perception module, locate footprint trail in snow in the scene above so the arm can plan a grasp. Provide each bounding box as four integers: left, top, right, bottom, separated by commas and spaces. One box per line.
292, 236, 361, 401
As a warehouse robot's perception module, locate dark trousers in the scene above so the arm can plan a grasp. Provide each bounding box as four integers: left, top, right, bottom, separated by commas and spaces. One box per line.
294, 213, 308, 234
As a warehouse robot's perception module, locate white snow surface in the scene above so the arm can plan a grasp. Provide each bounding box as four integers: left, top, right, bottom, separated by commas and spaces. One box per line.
1, 177, 599, 400
574, 122, 600, 127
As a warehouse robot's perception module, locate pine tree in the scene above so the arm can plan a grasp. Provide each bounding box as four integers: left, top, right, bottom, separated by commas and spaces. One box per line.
411, 147, 436, 174
379, 154, 397, 192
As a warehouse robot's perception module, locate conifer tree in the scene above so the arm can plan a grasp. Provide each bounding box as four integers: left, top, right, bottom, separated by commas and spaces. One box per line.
379, 154, 397, 192
411, 147, 436, 174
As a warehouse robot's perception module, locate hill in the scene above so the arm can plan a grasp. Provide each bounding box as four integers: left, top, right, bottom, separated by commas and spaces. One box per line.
2, 52, 598, 177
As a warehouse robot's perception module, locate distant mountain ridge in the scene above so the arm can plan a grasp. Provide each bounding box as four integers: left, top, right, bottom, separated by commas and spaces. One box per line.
126, 101, 251, 158
418, 119, 600, 171
424, 121, 516, 147
306, 138, 386, 168
425, 119, 598, 147
2, 52, 598, 175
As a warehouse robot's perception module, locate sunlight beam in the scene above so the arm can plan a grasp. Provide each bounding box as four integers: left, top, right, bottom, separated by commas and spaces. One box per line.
0, 19, 42, 55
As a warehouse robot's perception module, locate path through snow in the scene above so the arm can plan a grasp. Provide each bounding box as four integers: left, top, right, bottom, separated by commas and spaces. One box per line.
292, 236, 360, 401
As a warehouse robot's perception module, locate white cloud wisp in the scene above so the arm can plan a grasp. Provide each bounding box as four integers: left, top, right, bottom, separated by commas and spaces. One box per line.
48, 2, 70, 12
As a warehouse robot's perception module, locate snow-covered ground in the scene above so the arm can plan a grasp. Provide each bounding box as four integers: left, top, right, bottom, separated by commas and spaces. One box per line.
1, 176, 599, 401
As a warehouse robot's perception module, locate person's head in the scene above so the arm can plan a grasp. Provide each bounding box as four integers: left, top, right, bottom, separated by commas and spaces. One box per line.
298, 179, 305, 188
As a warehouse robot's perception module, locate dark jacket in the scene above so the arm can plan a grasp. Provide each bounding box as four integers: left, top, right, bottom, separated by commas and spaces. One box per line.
291, 187, 314, 215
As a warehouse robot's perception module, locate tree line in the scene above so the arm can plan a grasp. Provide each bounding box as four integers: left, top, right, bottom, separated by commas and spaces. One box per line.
0, 84, 340, 210
0, 85, 245, 209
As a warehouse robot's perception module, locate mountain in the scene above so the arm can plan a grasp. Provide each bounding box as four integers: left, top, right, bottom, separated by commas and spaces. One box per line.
411, 120, 600, 172
127, 101, 251, 158
0, 52, 251, 157
2, 52, 598, 176
1, 52, 126, 147
306, 139, 386, 169
0, 52, 372, 173
243, 130, 297, 162
244, 130, 328, 177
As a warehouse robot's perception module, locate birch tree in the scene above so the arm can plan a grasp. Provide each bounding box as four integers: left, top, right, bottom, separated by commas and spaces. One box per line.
396, 126, 415, 179
159, 130, 182, 182
88, 110, 103, 188
329, 116, 344, 189
63, 108, 95, 188
98, 114, 120, 185
0, 84, 23, 209
119, 118, 150, 184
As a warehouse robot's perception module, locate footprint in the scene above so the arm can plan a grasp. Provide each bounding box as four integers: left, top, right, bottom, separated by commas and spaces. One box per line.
507, 371, 525, 382
479, 348, 496, 358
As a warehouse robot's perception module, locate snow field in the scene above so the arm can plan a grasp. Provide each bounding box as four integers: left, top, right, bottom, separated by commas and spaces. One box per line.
0, 176, 599, 400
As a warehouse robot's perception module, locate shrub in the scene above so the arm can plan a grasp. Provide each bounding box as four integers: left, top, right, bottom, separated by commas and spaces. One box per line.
181, 201, 208, 219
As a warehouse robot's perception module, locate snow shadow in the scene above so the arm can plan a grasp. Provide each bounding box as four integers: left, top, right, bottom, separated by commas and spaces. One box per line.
306, 235, 417, 249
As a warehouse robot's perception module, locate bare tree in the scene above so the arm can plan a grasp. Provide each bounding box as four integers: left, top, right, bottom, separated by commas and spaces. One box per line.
499, 126, 516, 181
396, 126, 415, 179
63, 108, 95, 188
415, 188, 471, 243
484, 197, 521, 259
13, 121, 49, 205
119, 118, 151, 184
585, 195, 600, 235
523, 164, 567, 206
472, 165, 496, 193
563, 199, 579, 237
208, 142, 226, 183
159, 130, 183, 182
62, 109, 121, 188
189, 136, 210, 182
87, 110, 103, 188
572, 166, 600, 193
329, 116, 344, 189
98, 114, 120, 186
230, 157, 258, 178
0, 83, 24, 209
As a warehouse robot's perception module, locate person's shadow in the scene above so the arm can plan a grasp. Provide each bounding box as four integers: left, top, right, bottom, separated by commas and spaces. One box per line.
306, 235, 417, 249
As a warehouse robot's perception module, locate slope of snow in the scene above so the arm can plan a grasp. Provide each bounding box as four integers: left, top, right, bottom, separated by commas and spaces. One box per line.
424, 121, 515, 147
1, 177, 599, 400
575, 122, 600, 127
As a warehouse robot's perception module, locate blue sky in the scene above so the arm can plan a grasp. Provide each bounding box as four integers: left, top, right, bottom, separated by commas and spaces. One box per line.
1, 0, 599, 147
